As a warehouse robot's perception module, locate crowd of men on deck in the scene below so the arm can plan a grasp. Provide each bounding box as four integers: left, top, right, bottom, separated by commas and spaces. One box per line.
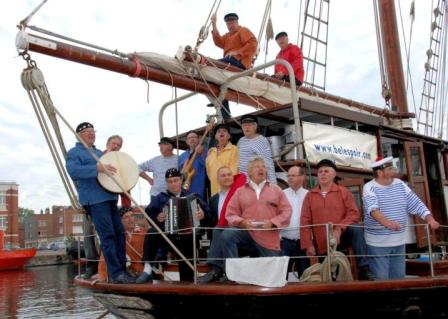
66, 13, 439, 285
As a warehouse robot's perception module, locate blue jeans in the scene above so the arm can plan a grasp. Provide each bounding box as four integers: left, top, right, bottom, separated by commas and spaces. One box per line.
219, 56, 246, 70
367, 244, 406, 280
211, 228, 280, 271
82, 213, 98, 269
339, 225, 369, 269
216, 56, 246, 121
86, 200, 126, 279
280, 238, 309, 277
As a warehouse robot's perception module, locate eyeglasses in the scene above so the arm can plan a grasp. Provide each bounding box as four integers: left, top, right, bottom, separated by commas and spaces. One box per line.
287, 174, 304, 177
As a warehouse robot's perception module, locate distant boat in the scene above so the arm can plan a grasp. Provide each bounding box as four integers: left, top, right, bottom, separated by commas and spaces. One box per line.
0, 230, 36, 271
0, 247, 37, 271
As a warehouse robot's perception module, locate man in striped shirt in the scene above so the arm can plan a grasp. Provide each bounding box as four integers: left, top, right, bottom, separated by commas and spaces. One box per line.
237, 114, 277, 184
363, 156, 440, 280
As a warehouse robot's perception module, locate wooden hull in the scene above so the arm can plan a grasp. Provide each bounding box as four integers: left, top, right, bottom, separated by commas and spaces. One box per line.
76, 276, 448, 318
0, 248, 37, 271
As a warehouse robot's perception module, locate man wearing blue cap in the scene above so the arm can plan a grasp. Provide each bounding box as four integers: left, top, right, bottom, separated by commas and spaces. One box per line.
66, 122, 134, 284
363, 156, 439, 280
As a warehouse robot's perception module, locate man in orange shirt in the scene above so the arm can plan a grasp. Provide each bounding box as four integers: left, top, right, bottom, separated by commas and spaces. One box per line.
209, 13, 257, 120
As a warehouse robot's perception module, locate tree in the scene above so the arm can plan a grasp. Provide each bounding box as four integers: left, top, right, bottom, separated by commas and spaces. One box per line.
19, 207, 35, 222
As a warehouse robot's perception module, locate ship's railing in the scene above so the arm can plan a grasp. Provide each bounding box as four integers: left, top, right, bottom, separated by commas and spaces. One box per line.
157, 58, 304, 159
76, 222, 448, 283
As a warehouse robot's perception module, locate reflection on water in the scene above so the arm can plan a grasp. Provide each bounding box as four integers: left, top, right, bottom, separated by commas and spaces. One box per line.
0, 264, 113, 319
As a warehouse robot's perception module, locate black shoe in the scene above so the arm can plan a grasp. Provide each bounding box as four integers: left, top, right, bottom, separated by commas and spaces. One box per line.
82, 266, 98, 280
136, 272, 153, 284
111, 272, 136, 284
218, 274, 230, 283
198, 270, 222, 284
358, 267, 375, 281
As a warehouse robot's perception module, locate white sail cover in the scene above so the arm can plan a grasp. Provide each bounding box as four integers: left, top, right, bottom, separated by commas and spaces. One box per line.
134, 52, 294, 105
225, 256, 290, 287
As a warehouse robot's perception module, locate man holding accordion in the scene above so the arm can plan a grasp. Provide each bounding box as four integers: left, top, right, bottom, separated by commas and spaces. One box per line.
136, 168, 211, 283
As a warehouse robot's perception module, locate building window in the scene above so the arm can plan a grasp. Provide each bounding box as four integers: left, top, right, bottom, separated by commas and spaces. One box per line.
72, 225, 83, 234
0, 191, 6, 210
72, 214, 83, 222
59, 227, 63, 235
59, 216, 63, 223
0, 215, 7, 230
38, 220, 47, 227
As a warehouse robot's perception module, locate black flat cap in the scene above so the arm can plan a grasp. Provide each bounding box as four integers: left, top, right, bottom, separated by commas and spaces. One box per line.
241, 114, 258, 124
224, 13, 239, 22
76, 122, 94, 133
214, 123, 230, 135
165, 168, 182, 179
317, 159, 337, 171
158, 137, 175, 147
275, 31, 288, 40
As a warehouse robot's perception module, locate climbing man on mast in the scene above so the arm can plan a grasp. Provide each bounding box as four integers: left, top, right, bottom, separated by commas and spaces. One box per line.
209, 12, 257, 120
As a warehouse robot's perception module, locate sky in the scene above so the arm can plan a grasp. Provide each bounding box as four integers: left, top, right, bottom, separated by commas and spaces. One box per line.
0, 0, 437, 213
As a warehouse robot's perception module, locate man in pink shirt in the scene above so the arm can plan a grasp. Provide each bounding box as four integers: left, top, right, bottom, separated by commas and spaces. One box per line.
198, 156, 291, 283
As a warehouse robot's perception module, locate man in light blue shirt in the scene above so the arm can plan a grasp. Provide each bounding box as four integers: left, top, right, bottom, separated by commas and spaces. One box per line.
139, 137, 178, 200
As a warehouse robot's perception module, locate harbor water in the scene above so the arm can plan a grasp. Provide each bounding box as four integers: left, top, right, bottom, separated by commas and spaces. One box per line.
0, 264, 112, 319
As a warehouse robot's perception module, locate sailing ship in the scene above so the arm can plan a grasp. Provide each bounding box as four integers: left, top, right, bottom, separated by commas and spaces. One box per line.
14, 0, 448, 318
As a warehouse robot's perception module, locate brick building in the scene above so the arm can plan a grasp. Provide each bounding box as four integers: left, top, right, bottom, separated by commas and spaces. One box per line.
0, 181, 19, 248
23, 206, 84, 248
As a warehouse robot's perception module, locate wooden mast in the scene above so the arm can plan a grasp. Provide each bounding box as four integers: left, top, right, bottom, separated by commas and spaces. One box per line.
378, 0, 409, 113
18, 31, 414, 119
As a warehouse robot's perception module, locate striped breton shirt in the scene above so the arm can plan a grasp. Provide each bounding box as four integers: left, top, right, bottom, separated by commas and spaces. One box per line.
363, 178, 430, 247
237, 135, 277, 184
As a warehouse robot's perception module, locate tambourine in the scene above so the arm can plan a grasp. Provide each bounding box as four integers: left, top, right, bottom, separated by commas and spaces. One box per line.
97, 151, 139, 193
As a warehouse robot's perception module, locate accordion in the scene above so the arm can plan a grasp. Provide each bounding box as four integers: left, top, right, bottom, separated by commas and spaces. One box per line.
163, 194, 200, 234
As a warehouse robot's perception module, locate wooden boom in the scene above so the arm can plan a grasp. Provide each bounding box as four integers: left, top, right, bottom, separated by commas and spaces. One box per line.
17, 32, 281, 109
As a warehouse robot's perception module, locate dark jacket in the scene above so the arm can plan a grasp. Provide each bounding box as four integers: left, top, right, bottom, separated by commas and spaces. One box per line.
209, 193, 219, 227
145, 189, 212, 231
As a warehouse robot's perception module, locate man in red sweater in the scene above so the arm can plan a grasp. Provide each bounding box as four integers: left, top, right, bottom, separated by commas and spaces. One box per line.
273, 31, 304, 86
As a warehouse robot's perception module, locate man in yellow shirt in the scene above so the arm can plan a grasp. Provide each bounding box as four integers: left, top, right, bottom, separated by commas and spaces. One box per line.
206, 123, 239, 195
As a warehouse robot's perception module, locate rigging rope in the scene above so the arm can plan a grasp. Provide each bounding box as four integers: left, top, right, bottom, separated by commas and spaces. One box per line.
396, 0, 417, 115
373, 0, 391, 108
254, 0, 273, 67
20, 59, 81, 212
194, 0, 222, 52
299, 235, 353, 282
19, 56, 197, 273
